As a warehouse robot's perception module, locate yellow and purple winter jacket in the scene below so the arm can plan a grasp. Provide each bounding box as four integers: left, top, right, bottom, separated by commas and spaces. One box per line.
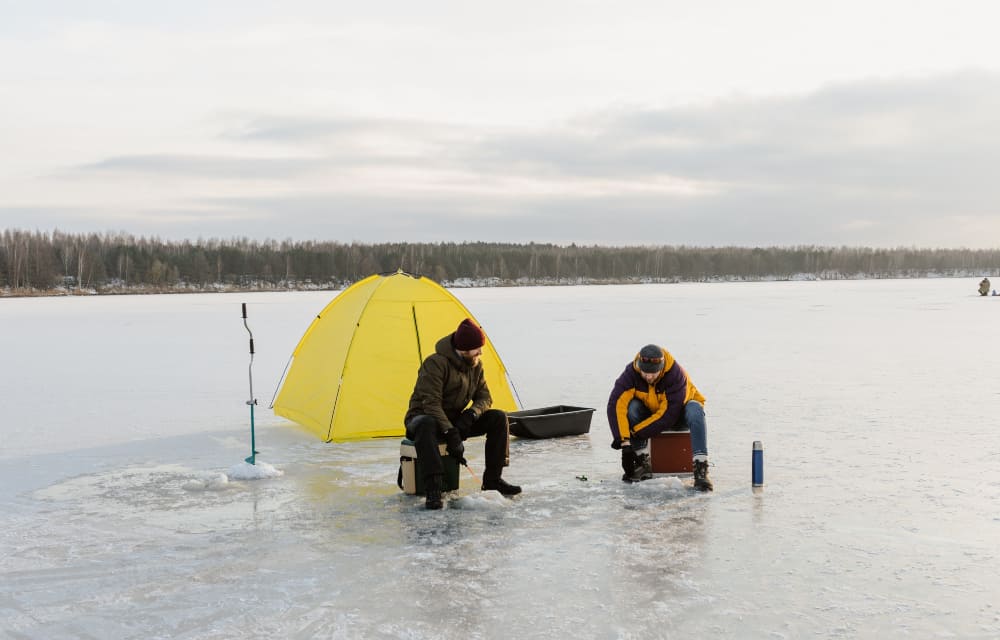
607, 346, 705, 446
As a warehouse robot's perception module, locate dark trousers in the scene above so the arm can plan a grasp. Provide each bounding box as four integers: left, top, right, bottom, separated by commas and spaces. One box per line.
405, 409, 509, 481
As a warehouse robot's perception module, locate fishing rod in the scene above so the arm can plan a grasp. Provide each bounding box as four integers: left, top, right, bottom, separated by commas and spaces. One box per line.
242, 303, 259, 465
462, 462, 478, 484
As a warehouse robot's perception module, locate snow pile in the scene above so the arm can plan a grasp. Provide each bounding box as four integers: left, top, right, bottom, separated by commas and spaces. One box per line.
632, 476, 687, 493
182, 472, 230, 492
226, 461, 283, 481
448, 491, 512, 510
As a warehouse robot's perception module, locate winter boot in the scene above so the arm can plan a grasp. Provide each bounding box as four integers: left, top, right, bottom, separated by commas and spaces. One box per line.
693, 459, 713, 492
424, 475, 444, 510
482, 470, 522, 496
629, 452, 653, 483
622, 446, 653, 483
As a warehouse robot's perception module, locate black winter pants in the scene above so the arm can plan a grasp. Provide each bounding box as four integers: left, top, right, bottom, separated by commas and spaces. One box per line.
405, 409, 509, 481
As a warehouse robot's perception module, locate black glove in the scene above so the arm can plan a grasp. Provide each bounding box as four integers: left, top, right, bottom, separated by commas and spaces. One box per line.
621, 444, 638, 476
444, 428, 466, 465
456, 409, 477, 430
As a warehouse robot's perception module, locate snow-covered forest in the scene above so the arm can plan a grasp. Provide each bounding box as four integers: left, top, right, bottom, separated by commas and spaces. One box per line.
3, 229, 1000, 296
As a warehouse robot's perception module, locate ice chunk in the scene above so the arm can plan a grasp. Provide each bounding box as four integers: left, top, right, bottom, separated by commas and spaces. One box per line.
181, 472, 230, 492
448, 491, 512, 510
226, 461, 283, 481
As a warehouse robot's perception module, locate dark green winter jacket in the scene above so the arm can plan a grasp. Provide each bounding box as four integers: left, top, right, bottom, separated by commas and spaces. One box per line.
404, 334, 492, 433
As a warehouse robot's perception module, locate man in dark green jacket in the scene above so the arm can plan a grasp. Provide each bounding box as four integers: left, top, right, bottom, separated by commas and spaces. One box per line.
405, 318, 522, 509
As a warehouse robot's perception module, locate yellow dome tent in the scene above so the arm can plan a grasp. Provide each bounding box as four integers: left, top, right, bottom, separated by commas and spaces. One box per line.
273, 271, 520, 441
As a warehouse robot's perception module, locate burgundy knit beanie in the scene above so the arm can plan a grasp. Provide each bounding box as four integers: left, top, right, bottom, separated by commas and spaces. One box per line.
453, 318, 485, 351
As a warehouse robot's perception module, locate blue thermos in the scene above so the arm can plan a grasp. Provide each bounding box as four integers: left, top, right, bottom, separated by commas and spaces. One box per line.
752, 441, 764, 487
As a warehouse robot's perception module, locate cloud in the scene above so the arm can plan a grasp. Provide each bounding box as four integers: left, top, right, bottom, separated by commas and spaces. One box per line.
459, 71, 1000, 191
28, 71, 1000, 247
223, 114, 455, 143
77, 154, 327, 179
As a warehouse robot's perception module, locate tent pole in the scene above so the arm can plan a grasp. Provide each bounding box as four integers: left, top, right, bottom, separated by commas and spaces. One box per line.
267, 354, 293, 409
411, 304, 423, 362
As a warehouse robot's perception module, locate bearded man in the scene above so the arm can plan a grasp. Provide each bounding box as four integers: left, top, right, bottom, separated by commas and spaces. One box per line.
404, 318, 522, 509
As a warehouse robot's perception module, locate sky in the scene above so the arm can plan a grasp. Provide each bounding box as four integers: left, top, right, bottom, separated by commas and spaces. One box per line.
3, 0, 1000, 247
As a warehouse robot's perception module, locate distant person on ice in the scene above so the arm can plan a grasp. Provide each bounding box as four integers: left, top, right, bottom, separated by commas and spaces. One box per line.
405, 318, 522, 510
607, 344, 713, 491
979, 278, 990, 296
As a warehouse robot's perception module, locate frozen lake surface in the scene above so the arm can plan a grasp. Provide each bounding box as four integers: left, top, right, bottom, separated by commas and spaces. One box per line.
2, 279, 999, 639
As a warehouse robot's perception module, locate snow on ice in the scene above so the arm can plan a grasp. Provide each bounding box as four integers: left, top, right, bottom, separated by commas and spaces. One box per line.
1, 279, 999, 639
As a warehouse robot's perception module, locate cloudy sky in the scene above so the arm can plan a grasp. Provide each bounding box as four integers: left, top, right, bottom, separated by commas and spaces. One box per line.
3, 1, 1000, 247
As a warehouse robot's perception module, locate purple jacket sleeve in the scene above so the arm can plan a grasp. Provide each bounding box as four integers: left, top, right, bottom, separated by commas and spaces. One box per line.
606, 366, 634, 446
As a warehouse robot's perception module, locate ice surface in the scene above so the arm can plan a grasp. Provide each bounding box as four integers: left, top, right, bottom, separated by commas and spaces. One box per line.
2, 279, 999, 639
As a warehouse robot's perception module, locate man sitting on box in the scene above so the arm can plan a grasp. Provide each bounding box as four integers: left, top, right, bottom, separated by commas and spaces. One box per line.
607, 344, 713, 491
404, 318, 522, 509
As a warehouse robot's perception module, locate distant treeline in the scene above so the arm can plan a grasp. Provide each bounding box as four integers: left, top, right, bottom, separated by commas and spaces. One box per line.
2, 228, 999, 296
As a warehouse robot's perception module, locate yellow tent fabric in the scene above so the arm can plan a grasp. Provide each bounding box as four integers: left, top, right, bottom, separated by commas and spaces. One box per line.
273, 271, 519, 441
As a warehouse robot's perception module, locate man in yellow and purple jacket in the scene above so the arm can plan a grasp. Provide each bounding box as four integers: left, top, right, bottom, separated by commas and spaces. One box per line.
607, 344, 713, 491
